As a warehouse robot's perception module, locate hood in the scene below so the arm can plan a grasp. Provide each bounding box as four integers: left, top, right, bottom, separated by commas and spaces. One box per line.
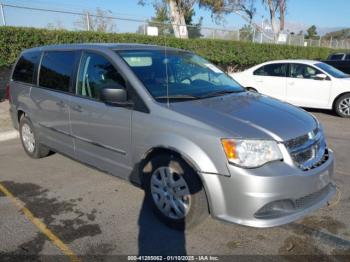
169, 92, 317, 141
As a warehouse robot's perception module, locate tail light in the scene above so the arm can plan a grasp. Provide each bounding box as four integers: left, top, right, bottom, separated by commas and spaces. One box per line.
5, 82, 11, 102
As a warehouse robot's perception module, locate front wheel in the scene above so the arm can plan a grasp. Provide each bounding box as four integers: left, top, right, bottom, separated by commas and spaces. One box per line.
334, 94, 350, 118
143, 155, 209, 230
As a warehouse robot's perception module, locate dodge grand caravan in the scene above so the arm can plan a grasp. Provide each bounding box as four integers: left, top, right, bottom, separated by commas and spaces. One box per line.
8, 44, 335, 229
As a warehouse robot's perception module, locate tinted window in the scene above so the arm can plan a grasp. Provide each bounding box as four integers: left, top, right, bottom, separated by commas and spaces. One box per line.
290, 64, 322, 79
345, 54, 350, 60
12, 52, 40, 84
76, 52, 125, 100
329, 54, 344, 60
39, 51, 77, 92
254, 63, 287, 77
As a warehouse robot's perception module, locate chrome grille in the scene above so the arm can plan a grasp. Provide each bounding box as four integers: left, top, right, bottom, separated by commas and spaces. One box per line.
285, 128, 328, 171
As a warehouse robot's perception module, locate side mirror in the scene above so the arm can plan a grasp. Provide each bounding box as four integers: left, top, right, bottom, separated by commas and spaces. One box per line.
100, 84, 133, 107
314, 73, 328, 80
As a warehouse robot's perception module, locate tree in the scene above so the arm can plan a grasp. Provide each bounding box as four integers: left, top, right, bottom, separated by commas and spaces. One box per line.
140, 0, 257, 39
261, 0, 288, 41
239, 24, 254, 41
278, 0, 286, 31
74, 8, 116, 32
199, 0, 256, 25
305, 25, 318, 39
148, 1, 173, 35
140, 0, 202, 38
183, 7, 203, 38
139, 0, 197, 38
47, 20, 64, 30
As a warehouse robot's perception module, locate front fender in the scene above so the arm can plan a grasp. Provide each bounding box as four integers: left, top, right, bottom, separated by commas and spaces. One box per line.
139, 133, 221, 175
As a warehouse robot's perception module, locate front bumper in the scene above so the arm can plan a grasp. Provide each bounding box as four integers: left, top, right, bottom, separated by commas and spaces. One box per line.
201, 149, 335, 228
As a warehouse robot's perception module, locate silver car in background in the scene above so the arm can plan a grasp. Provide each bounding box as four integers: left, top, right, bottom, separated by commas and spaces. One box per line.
8, 44, 335, 229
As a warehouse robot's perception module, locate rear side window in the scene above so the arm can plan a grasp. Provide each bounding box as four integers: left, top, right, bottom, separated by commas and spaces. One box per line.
12, 51, 41, 84
254, 63, 287, 77
345, 54, 350, 60
39, 51, 78, 92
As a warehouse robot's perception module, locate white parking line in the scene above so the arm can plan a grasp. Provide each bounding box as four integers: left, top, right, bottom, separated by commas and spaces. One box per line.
0, 130, 19, 142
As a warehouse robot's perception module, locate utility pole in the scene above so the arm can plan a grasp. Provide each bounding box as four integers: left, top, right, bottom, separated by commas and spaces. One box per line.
0, 3, 6, 26
86, 12, 90, 31
260, 18, 263, 43
252, 27, 255, 43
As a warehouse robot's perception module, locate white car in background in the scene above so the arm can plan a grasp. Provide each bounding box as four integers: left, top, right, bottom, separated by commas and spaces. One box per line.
231, 60, 350, 117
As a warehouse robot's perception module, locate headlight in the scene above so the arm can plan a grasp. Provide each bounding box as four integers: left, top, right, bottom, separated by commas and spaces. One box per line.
221, 139, 283, 168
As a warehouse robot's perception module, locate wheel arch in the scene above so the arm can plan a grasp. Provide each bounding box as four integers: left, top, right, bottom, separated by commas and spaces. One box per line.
141, 147, 201, 176
138, 146, 212, 214
17, 109, 25, 122
332, 92, 350, 109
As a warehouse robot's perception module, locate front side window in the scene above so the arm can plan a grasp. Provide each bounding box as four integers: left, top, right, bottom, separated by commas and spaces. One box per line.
76, 52, 125, 100
290, 64, 322, 79
117, 50, 243, 101
39, 51, 78, 92
345, 54, 350, 60
12, 51, 41, 84
253, 63, 287, 77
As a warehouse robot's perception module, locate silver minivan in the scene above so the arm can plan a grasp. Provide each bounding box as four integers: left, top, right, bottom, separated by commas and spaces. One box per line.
8, 44, 335, 229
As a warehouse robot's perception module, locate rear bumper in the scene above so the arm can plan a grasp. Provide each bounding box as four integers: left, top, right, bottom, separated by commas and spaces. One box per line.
201, 150, 335, 228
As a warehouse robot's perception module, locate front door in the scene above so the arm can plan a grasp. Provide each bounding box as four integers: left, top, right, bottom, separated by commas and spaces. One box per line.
286, 63, 332, 108
69, 51, 133, 178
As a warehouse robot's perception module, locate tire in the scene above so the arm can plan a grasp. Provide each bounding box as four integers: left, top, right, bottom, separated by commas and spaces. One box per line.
19, 116, 50, 158
143, 154, 209, 230
334, 93, 350, 118
246, 87, 258, 93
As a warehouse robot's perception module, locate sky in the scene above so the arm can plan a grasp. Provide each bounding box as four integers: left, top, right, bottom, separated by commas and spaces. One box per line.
1, 0, 350, 35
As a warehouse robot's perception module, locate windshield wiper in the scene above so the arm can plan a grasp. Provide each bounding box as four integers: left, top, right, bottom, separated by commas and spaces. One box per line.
154, 95, 201, 101
200, 90, 244, 98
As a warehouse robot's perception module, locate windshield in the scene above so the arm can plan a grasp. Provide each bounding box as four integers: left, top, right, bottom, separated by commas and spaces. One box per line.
316, 62, 349, 78
117, 50, 244, 101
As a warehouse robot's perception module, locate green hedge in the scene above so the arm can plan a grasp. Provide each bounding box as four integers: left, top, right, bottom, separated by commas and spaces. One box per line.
0, 26, 343, 70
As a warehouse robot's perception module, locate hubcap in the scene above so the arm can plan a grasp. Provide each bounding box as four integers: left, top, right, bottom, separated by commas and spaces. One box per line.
150, 167, 191, 219
22, 123, 35, 153
339, 97, 350, 116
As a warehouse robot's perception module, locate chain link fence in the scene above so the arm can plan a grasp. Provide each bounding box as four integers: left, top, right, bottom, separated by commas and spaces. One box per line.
0, 3, 349, 49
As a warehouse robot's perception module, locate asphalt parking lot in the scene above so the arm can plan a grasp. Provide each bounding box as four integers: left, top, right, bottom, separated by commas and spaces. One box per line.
0, 108, 350, 261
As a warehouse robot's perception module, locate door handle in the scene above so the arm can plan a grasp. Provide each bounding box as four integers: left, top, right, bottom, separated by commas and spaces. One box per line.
56, 100, 65, 108
288, 82, 295, 86
71, 105, 83, 112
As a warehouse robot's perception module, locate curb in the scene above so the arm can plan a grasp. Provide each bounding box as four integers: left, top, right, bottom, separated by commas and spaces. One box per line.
0, 130, 19, 142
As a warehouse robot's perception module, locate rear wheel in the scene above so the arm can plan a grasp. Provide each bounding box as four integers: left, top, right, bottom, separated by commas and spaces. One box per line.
19, 116, 50, 158
334, 94, 350, 118
143, 155, 209, 230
